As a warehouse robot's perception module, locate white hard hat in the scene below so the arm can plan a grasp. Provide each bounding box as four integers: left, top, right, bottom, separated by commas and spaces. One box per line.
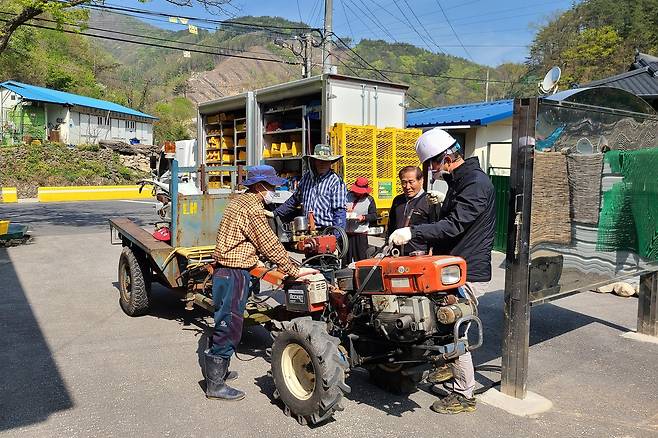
415, 128, 458, 163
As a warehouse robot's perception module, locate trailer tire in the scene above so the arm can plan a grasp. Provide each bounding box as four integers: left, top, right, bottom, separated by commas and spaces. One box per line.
270, 317, 350, 425
118, 246, 150, 316
368, 364, 423, 395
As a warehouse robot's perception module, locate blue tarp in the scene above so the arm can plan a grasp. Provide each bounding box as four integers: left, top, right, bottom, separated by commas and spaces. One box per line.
406, 99, 513, 128
0, 81, 157, 120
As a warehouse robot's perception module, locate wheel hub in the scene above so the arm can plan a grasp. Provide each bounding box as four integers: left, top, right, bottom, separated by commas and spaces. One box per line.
281, 343, 316, 400
120, 264, 132, 302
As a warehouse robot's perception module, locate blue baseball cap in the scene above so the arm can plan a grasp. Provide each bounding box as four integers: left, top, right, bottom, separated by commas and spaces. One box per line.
242, 165, 287, 186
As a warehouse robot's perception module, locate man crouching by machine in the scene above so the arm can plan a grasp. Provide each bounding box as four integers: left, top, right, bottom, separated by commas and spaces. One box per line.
389, 128, 495, 414
204, 165, 317, 401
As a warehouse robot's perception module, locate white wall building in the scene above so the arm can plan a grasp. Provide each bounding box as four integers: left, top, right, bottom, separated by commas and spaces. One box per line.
0, 81, 157, 145
406, 99, 513, 175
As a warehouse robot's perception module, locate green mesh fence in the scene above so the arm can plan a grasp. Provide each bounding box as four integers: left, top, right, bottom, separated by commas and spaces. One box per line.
597, 147, 658, 260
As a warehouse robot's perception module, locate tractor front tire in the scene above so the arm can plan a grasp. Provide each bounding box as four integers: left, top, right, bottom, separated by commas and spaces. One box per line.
368, 364, 423, 395
118, 246, 150, 317
271, 317, 350, 426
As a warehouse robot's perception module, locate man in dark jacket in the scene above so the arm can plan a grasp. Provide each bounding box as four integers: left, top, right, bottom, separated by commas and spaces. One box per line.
386, 166, 432, 255
389, 128, 495, 414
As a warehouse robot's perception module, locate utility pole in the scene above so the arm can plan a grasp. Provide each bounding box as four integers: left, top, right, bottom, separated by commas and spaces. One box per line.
275, 33, 321, 79
485, 69, 490, 102
323, 0, 334, 74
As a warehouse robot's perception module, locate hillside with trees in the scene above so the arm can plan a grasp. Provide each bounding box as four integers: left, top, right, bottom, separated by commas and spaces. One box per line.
4, 0, 656, 145
527, 0, 658, 86
0, 8, 519, 144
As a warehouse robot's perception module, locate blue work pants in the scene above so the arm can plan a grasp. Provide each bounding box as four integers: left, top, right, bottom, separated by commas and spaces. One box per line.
210, 267, 251, 359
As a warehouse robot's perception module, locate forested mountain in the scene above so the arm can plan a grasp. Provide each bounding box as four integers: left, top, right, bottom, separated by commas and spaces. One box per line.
3, 0, 656, 143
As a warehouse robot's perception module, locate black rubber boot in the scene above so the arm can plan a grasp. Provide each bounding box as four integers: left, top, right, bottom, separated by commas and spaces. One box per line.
224, 359, 238, 382
204, 352, 245, 401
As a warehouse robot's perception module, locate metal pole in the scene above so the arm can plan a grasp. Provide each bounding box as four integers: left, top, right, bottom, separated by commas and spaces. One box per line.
637, 271, 658, 337
323, 0, 334, 74
500, 98, 537, 399
304, 34, 312, 78
485, 69, 490, 102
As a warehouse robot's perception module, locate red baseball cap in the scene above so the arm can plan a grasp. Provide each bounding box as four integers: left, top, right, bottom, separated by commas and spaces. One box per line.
152, 227, 171, 242
350, 177, 372, 194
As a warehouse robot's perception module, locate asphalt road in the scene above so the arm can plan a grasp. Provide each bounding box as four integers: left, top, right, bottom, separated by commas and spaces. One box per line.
0, 201, 657, 437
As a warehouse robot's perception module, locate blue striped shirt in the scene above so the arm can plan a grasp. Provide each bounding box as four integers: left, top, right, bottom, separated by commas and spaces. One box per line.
275, 170, 347, 228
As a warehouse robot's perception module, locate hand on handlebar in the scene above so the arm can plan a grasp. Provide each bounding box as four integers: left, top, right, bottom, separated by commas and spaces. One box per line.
388, 227, 412, 245
296, 267, 319, 278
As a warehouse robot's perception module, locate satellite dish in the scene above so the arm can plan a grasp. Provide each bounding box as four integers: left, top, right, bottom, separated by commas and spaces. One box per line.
539, 66, 561, 95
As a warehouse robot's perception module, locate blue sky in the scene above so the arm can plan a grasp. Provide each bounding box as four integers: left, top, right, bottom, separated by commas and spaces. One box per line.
109, 0, 575, 66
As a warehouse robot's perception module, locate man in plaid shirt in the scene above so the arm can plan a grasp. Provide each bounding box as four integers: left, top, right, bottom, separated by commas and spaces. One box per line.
203, 165, 316, 401
275, 144, 347, 230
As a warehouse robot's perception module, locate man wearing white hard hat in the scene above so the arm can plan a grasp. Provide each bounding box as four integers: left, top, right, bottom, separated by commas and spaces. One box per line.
389, 127, 495, 414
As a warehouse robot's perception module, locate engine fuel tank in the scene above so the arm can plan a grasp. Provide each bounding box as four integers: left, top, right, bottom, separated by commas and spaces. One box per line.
354, 255, 467, 294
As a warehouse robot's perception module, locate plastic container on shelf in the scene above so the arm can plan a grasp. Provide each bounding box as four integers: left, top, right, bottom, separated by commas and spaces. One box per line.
291, 141, 300, 156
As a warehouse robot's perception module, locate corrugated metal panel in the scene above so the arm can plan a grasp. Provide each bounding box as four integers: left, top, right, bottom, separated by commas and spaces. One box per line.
585, 68, 658, 97
406, 99, 513, 128
0, 81, 157, 119
491, 175, 509, 253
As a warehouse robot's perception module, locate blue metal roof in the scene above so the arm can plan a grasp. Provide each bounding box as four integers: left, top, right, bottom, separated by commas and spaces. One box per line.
0, 81, 157, 120
406, 99, 513, 128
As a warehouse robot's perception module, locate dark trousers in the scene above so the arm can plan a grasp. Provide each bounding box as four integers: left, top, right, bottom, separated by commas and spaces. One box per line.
344, 233, 369, 265
210, 267, 251, 359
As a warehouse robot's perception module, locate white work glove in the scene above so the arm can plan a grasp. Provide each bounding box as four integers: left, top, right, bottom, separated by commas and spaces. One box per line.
427, 190, 446, 205
389, 227, 412, 246
296, 267, 319, 278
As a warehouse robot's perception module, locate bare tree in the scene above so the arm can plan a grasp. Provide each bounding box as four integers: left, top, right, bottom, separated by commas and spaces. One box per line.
0, 0, 234, 54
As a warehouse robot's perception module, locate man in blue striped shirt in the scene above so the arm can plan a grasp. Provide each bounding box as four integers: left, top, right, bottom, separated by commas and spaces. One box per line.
275, 144, 347, 230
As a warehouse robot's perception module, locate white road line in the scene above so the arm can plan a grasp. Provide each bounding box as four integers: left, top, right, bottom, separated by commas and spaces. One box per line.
118, 200, 158, 205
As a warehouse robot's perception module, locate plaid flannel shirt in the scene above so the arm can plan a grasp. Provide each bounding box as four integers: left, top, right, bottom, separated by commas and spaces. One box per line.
212, 192, 299, 277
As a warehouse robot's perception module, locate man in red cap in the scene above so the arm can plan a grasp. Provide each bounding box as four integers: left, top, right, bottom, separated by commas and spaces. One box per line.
343, 177, 377, 265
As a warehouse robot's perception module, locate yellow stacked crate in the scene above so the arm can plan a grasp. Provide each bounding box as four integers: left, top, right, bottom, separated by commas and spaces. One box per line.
375, 128, 396, 206
332, 124, 421, 210
393, 128, 422, 195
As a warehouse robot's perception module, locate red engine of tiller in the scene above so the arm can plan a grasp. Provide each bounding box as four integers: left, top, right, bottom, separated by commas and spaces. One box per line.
353, 255, 467, 294
294, 235, 337, 256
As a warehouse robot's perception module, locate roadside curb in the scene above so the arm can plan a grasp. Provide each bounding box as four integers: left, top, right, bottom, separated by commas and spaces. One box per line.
1, 187, 18, 203
36, 186, 154, 203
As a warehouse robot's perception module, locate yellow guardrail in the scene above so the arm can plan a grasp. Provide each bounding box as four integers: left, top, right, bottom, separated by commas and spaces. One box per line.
331, 124, 422, 209
1, 187, 18, 203
37, 185, 155, 202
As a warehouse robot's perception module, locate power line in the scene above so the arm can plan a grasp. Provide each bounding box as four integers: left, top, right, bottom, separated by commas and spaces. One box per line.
400, 0, 447, 54
329, 38, 431, 107
348, 0, 399, 42
434, 0, 474, 62
331, 36, 513, 84
390, 0, 445, 54
0, 18, 302, 66
338, 0, 356, 44
81, 3, 314, 30
0, 11, 299, 63
332, 50, 432, 108
340, 0, 386, 43
295, 0, 303, 24
86, 6, 290, 39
